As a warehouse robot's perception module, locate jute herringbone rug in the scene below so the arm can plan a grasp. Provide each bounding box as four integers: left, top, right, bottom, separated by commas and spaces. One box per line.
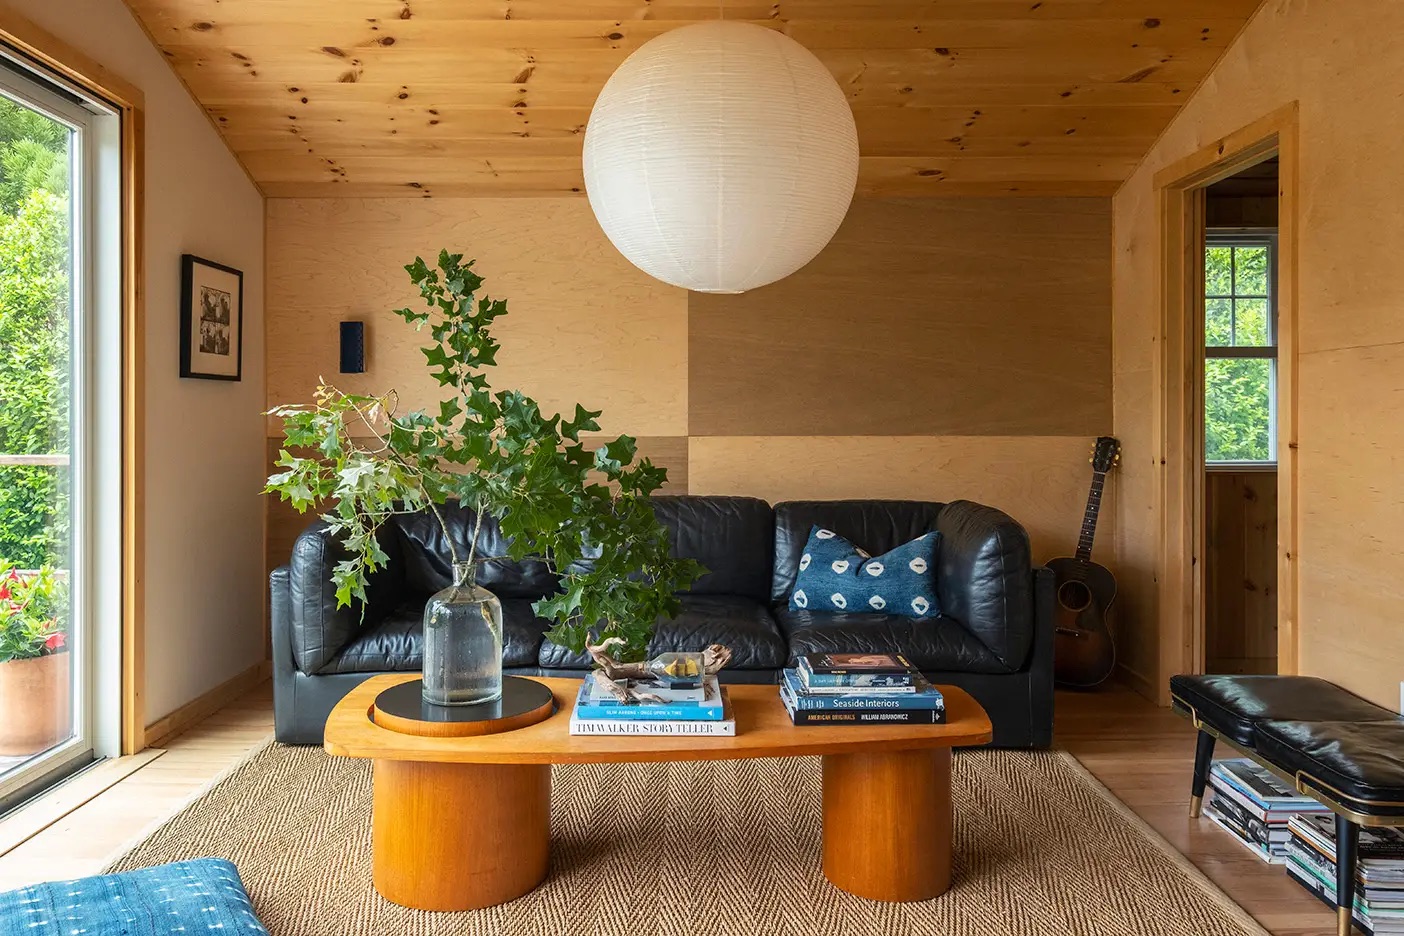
107, 744, 1267, 936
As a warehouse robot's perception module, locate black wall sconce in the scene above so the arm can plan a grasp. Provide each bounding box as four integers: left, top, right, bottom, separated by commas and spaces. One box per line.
340, 321, 366, 374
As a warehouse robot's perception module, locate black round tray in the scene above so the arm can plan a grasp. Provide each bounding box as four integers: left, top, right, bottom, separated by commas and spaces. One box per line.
374, 675, 556, 726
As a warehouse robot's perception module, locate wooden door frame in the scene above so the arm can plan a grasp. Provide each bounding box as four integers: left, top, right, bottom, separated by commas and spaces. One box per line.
1152, 103, 1299, 701
0, 7, 148, 752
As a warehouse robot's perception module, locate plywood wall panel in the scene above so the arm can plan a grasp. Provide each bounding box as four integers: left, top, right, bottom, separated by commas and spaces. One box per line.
690, 198, 1112, 437
1112, 0, 1404, 708
1204, 471, 1278, 675
1296, 345, 1404, 709
688, 435, 1108, 564
266, 195, 1116, 624
265, 198, 688, 437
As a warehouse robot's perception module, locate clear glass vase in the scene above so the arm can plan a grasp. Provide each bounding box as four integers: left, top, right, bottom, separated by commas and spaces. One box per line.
422, 560, 503, 706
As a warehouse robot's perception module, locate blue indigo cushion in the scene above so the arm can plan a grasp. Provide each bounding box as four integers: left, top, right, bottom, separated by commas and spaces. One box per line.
788, 526, 941, 618
0, 858, 268, 935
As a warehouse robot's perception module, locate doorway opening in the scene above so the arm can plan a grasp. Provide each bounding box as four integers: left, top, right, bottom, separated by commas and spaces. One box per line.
1151, 104, 1298, 700
1202, 160, 1279, 675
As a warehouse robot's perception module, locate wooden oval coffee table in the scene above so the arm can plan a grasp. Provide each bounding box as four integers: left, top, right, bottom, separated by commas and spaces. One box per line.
325, 674, 993, 911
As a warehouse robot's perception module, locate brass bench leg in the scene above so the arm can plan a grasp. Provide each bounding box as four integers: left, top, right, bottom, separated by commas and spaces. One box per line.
1336, 814, 1359, 936
1190, 730, 1215, 818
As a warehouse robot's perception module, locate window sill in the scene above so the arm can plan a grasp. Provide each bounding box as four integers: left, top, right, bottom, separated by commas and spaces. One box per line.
1205, 462, 1277, 473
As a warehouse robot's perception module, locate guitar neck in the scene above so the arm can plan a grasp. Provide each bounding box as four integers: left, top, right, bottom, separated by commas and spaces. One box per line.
1075, 471, 1107, 562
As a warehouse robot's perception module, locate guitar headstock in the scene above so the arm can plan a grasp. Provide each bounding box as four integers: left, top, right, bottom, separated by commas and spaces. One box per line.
1089, 436, 1121, 474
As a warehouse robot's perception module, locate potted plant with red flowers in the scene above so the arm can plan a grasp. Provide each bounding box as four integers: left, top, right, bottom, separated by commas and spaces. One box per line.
0, 561, 70, 755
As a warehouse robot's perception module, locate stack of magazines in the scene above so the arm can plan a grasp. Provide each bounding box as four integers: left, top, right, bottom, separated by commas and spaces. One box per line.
779, 653, 945, 725
1202, 758, 1331, 863
568, 673, 735, 736
1286, 814, 1404, 935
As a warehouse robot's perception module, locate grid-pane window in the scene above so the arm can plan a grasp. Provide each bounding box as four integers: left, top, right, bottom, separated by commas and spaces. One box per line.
1204, 237, 1277, 464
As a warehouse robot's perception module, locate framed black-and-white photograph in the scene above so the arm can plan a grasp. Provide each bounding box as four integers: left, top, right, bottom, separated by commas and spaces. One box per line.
180, 254, 243, 381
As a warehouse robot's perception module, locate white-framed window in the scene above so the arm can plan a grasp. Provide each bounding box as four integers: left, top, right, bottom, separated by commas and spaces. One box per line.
0, 55, 123, 808
1204, 233, 1278, 467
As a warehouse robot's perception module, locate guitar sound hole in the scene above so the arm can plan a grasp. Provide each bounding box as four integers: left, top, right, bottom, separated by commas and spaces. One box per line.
1057, 580, 1092, 613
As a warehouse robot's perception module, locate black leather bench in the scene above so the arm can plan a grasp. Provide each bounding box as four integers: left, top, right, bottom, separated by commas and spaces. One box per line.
1170, 675, 1404, 936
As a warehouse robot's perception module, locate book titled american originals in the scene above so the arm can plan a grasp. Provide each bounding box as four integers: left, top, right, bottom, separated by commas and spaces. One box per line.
780, 668, 944, 711
797, 653, 917, 689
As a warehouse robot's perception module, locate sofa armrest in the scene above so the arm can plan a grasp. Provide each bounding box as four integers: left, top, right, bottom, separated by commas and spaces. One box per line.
1026, 566, 1055, 745
270, 564, 298, 734
935, 500, 1034, 671
286, 520, 402, 674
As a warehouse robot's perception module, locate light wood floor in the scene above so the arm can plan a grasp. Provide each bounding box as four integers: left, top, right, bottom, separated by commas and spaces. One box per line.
0, 681, 1335, 934
1058, 687, 1334, 936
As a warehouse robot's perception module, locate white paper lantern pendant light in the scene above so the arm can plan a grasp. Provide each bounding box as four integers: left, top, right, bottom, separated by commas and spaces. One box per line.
582, 21, 860, 294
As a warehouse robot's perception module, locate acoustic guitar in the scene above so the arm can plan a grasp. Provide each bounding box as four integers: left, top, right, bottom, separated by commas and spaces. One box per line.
1048, 436, 1120, 689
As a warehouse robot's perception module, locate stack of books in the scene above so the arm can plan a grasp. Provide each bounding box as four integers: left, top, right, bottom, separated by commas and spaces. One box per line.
779, 653, 945, 725
568, 673, 735, 736
1286, 814, 1404, 935
1202, 758, 1331, 863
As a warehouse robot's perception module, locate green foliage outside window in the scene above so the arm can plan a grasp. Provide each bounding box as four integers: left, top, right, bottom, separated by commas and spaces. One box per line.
1204, 243, 1275, 463
0, 96, 70, 569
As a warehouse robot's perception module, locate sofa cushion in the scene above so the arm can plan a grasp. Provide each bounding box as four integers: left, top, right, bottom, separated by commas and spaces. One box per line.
789, 526, 940, 618
537, 595, 787, 670
1254, 719, 1404, 817
933, 500, 1034, 670
1168, 674, 1392, 747
772, 501, 943, 604
389, 502, 558, 600
288, 522, 404, 675
776, 608, 1012, 674
319, 597, 548, 674
652, 496, 775, 601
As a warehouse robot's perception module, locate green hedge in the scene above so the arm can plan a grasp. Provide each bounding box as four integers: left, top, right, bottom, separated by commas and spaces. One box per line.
0, 99, 68, 569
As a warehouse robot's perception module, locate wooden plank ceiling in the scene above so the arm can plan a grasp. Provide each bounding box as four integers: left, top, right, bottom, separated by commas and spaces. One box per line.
125, 0, 1264, 197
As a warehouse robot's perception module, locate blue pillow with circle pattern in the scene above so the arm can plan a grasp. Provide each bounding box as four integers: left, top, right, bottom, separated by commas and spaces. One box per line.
788, 525, 940, 619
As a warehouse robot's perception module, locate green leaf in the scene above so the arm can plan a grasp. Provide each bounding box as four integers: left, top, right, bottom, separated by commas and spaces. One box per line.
437, 397, 463, 425
603, 434, 637, 465
561, 403, 602, 441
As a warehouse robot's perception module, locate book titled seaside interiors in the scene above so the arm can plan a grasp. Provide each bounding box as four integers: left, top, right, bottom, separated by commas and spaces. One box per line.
779, 679, 946, 726
571, 676, 725, 722
780, 669, 943, 711
798, 653, 917, 690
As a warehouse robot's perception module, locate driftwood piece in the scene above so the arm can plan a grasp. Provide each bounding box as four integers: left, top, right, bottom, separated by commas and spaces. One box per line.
585, 637, 733, 705
702, 644, 733, 674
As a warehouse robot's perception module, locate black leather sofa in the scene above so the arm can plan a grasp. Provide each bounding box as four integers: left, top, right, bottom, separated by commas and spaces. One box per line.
272, 496, 1054, 747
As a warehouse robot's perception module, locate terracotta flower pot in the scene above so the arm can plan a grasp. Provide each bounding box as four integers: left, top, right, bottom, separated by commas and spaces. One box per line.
0, 653, 72, 756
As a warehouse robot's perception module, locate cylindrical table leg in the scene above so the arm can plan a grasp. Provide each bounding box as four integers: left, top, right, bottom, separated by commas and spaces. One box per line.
372, 759, 551, 911
822, 747, 952, 901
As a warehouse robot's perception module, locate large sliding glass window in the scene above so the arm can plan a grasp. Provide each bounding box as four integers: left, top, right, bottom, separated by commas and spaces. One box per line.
0, 61, 118, 807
